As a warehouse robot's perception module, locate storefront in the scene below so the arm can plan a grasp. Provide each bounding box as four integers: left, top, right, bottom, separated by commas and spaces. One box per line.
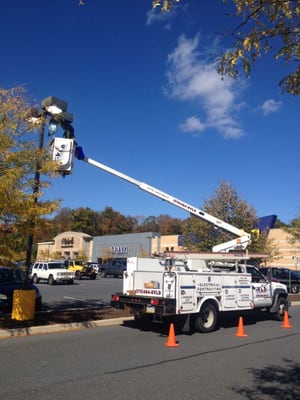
37, 231, 93, 261
91, 232, 160, 263
37, 231, 184, 263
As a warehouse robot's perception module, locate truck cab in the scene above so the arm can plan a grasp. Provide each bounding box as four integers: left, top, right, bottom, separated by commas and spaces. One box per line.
239, 264, 288, 312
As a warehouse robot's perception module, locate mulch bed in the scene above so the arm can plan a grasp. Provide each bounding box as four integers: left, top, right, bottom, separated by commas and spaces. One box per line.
0, 307, 131, 330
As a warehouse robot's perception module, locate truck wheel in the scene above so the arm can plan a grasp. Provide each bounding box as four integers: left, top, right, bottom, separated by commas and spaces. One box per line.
273, 297, 288, 321
195, 302, 218, 333
291, 285, 298, 294
32, 274, 39, 284
75, 271, 81, 280
48, 275, 55, 285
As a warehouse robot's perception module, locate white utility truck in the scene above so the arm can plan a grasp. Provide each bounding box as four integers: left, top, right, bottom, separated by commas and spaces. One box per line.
111, 253, 288, 332
51, 137, 289, 332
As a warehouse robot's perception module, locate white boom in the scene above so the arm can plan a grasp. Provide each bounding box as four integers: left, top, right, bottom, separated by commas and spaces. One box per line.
51, 138, 251, 252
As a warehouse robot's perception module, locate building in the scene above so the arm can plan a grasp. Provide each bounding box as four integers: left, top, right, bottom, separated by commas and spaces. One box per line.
268, 228, 300, 269
37, 231, 93, 261
92, 232, 160, 262
37, 228, 299, 269
37, 231, 185, 263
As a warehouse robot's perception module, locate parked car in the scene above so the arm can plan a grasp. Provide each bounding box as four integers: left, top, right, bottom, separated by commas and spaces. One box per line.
101, 260, 126, 278
63, 260, 97, 280
260, 267, 300, 293
0, 267, 42, 313
87, 262, 101, 274
30, 261, 75, 285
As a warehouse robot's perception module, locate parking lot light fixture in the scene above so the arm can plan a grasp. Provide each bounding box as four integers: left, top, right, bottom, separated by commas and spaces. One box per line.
42, 96, 68, 115
27, 107, 43, 124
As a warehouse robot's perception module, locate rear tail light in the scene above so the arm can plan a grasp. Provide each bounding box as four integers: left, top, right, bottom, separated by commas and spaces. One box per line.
111, 295, 120, 301
151, 299, 159, 306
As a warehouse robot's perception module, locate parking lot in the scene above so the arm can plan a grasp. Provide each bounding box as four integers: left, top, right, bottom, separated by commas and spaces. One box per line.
37, 275, 123, 311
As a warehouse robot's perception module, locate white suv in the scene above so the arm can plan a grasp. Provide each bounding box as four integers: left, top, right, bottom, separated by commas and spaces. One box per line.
31, 261, 75, 285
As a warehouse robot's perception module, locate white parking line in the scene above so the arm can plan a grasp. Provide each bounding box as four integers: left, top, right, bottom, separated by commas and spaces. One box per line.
64, 296, 86, 302
63, 296, 107, 306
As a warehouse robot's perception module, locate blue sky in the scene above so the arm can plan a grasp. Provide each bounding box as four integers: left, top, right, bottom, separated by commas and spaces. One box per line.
1, 1, 299, 224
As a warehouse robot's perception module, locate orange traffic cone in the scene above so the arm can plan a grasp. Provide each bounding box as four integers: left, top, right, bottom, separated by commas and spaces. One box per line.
165, 323, 179, 347
281, 310, 292, 329
235, 316, 248, 337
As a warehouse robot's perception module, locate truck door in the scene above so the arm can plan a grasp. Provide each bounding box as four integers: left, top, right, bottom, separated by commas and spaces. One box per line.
247, 266, 272, 308
178, 274, 196, 312
40, 263, 47, 280
222, 273, 252, 309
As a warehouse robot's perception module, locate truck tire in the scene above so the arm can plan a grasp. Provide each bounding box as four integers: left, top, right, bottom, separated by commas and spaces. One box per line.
195, 302, 218, 333
32, 274, 39, 284
272, 297, 288, 321
75, 271, 81, 280
291, 284, 298, 294
48, 275, 55, 285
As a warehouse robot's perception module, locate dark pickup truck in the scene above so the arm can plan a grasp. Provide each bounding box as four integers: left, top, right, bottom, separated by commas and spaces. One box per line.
100, 260, 127, 278
260, 267, 300, 294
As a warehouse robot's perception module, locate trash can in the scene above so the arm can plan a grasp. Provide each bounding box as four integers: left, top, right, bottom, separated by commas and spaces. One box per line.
12, 289, 36, 321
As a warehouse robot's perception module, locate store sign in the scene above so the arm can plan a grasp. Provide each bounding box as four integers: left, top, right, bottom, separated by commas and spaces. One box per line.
111, 246, 128, 255
61, 237, 74, 248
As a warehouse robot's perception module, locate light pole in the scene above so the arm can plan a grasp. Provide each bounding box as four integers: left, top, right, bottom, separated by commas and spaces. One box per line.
25, 96, 72, 272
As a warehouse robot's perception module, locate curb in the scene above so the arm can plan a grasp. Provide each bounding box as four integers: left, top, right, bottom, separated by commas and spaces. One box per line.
0, 316, 134, 339
1, 302, 299, 340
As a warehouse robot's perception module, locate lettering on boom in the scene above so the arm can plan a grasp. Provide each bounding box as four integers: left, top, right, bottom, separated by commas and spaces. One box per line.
172, 199, 197, 213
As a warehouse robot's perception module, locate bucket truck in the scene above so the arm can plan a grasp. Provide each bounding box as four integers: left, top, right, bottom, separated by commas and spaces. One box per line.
50, 137, 289, 332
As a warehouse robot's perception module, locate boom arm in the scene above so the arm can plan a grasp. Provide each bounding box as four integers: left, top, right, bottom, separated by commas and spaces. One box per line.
51, 138, 251, 252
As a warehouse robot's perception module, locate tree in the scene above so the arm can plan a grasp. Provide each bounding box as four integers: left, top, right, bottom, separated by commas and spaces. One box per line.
0, 87, 60, 264
152, 0, 300, 95
182, 181, 271, 255
99, 207, 136, 235
152, 0, 181, 11
70, 207, 101, 236
52, 207, 73, 235
134, 215, 159, 233
284, 215, 300, 241
156, 214, 183, 234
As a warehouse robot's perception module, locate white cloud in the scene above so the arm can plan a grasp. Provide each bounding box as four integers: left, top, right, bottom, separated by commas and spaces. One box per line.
180, 115, 206, 135
165, 34, 245, 139
260, 99, 282, 115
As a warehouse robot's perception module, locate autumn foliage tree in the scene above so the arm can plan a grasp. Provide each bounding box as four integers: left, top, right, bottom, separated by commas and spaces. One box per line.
152, 0, 300, 95
98, 207, 137, 236
0, 87, 60, 264
182, 181, 275, 257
